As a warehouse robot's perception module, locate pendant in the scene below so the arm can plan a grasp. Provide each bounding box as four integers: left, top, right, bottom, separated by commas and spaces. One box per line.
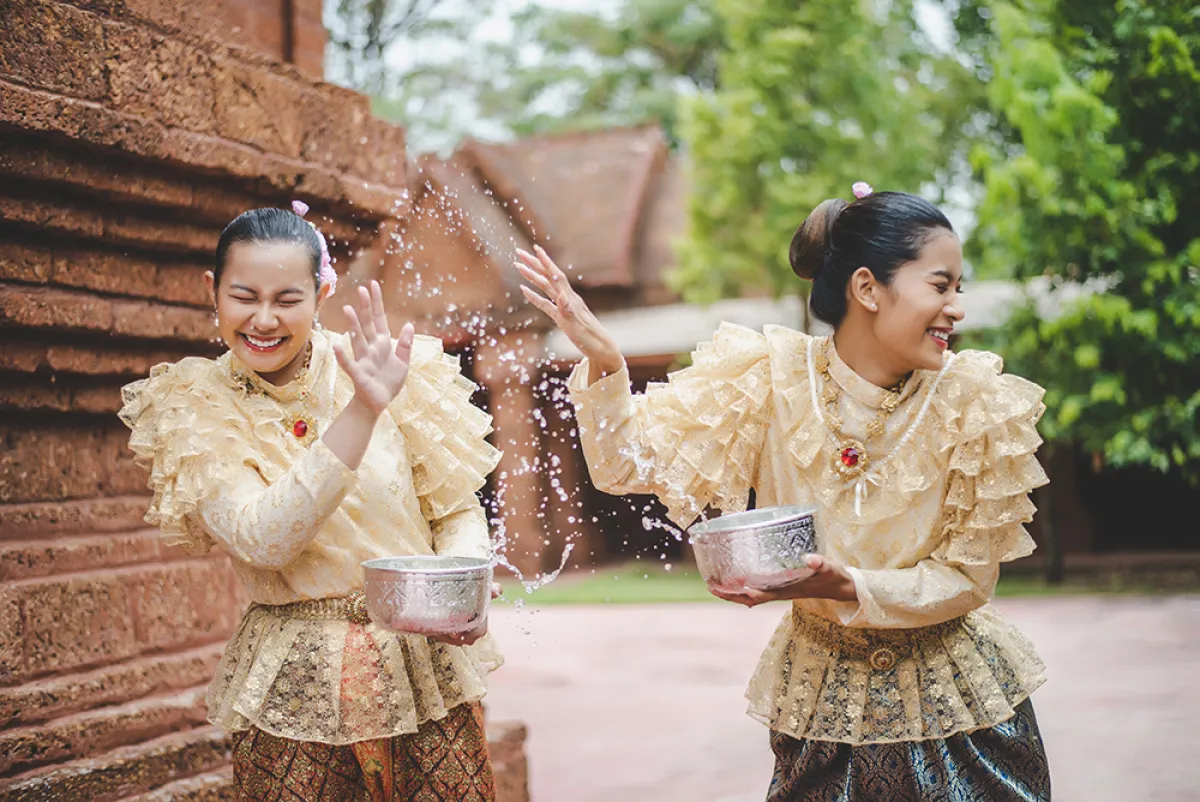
284, 413, 317, 445
834, 439, 869, 479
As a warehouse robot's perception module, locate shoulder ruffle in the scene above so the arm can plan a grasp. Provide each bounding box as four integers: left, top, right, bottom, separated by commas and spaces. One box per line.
642, 322, 773, 526
769, 340, 1047, 563
119, 358, 266, 554
390, 335, 501, 520
931, 350, 1048, 565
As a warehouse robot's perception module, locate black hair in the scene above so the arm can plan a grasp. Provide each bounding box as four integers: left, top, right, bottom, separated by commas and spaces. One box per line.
213, 207, 323, 289
789, 191, 954, 327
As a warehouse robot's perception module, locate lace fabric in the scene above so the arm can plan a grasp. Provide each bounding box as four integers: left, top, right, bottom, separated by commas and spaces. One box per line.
569, 323, 1049, 744
119, 330, 503, 743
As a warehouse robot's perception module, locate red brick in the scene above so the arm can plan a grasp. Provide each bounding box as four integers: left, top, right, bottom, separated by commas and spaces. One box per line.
0, 341, 47, 372
51, 247, 159, 297
0, 685, 208, 775
210, 56, 305, 157
105, 20, 218, 134
0, 642, 221, 727
0, 422, 127, 504
110, 298, 216, 342
291, 16, 325, 78
0, 82, 169, 161
129, 560, 239, 652
72, 385, 124, 415
0, 242, 53, 283
86, 497, 153, 533
42, 343, 201, 376
0, 586, 22, 683
7, 572, 141, 683
0, 195, 105, 241
0, 285, 114, 333
0, 0, 110, 101
0, 725, 231, 801
0, 382, 74, 413
127, 766, 235, 801
0, 530, 161, 582
0, 139, 192, 210
155, 263, 212, 307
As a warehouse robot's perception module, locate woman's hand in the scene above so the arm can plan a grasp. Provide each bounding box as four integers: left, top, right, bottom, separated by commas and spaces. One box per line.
333, 280, 414, 417
514, 245, 624, 382
709, 554, 858, 607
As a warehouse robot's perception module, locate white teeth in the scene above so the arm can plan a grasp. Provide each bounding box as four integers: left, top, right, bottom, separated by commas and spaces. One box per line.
244, 334, 284, 348
927, 329, 950, 342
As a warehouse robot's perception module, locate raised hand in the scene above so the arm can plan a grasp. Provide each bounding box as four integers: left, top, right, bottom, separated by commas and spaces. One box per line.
514, 245, 623, 380
333, 280, 414, 416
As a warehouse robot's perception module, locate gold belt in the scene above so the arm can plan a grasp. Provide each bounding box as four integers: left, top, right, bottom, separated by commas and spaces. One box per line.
257, 590, 371, 625
793, 609, 966, 671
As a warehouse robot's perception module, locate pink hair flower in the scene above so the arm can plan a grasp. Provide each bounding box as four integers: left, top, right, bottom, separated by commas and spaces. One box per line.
852, 182, 874, 200
291, 199, 336, 291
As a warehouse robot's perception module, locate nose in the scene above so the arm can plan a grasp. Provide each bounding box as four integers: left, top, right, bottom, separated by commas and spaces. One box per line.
252, 302, 278, 330
944, 294, 965, 324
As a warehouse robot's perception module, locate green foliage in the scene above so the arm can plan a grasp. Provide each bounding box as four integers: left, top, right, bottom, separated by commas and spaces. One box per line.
964, 0, 1200, 481
672, 0, 965, 303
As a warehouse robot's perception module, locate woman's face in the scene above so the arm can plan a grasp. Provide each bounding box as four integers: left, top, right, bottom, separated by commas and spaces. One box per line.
205, 241, 329, 385
871, 230, 966, 373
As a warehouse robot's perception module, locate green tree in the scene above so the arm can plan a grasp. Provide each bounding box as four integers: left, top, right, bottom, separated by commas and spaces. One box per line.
487, 0, 723, 144
673, 0, 965, 303
325, 0, 724, 152
963, 0, 1200, 483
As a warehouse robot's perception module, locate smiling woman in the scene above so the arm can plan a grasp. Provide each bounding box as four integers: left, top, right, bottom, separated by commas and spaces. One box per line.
517, 185, 1052, 802
119, 204, 505, 800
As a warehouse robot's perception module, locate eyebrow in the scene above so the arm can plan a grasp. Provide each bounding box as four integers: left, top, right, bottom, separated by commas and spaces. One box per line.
228, 283, 306, 295
928, 269, 962, 283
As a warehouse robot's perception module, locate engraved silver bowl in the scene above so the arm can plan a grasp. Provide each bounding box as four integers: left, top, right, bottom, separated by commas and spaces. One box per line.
361, 556, 492, 636
688, 505, 818, 592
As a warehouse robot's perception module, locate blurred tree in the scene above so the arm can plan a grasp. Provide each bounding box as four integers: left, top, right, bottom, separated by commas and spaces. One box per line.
485, 0, 723, 144
324, 0, 724, 152
672, 0, 966, 303
960, 0, 1200, 486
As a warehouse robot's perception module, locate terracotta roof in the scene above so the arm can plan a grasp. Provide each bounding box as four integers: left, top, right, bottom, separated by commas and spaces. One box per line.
460, 125, 668, 288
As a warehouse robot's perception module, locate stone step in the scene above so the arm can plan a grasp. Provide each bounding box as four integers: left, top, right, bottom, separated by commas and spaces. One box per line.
0, 725, 229, 802
0, 686, 209, 776
124, 766, 234, 802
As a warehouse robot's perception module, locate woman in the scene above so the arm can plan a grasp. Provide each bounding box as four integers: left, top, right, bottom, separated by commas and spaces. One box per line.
516, 186, 1051, 801
121, 204, 502, 800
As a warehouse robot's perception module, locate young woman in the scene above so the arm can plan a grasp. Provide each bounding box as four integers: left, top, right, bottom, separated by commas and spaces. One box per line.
121, 204, 502, 801
516, 187, 1051, 801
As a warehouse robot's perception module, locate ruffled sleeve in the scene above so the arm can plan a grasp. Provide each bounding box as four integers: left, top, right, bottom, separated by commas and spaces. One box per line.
389, 335, 501, 560
119, 359, 227, 555
932, 351, 1048, 565
120, 358, 358, 567
843, 350, 1048, 628
567, 322, 773, 527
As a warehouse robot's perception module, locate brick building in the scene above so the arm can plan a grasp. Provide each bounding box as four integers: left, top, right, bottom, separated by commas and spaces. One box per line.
0, 1, 525, 799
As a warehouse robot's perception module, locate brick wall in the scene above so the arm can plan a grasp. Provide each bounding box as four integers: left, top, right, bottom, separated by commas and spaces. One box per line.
0, 2, 531, 799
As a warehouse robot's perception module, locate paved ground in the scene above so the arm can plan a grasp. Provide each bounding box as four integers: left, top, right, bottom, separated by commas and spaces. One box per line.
485, 595, 1200, 802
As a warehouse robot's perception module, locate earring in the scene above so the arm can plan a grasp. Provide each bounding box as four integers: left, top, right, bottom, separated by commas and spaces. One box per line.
313, 316, 323, 331
870, 303, 878, 311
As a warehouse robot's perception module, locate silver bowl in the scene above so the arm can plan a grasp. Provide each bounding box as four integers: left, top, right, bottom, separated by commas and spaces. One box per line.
688, 505, 818, 592
361, 555, 492, 636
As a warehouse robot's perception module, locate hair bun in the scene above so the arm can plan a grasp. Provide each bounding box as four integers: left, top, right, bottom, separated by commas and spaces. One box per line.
789, 198, 848, 280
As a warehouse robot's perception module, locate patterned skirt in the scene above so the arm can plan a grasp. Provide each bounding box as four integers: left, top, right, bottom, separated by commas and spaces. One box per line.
230, 701, 495, 801
766, 698, 1050, 802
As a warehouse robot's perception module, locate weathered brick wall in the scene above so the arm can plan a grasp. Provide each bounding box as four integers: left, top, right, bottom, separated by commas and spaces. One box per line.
0, 1, 502, 798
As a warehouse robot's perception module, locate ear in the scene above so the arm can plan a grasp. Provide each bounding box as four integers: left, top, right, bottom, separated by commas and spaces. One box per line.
204, 271, 217, 308
848, 266, 879, 312
315, 280, 333, 310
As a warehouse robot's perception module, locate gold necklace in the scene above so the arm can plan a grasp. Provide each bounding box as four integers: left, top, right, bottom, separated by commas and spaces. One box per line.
813, 341, 907, 481
230, 341, 321, 446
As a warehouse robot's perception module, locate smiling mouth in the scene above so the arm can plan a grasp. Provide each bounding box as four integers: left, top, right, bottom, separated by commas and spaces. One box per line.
926, 328, 951, 347
239, 333, 288, 352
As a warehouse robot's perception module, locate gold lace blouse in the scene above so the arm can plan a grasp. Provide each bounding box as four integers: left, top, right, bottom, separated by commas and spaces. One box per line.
119, 330, 503, 744
568, 323, 1049, 744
